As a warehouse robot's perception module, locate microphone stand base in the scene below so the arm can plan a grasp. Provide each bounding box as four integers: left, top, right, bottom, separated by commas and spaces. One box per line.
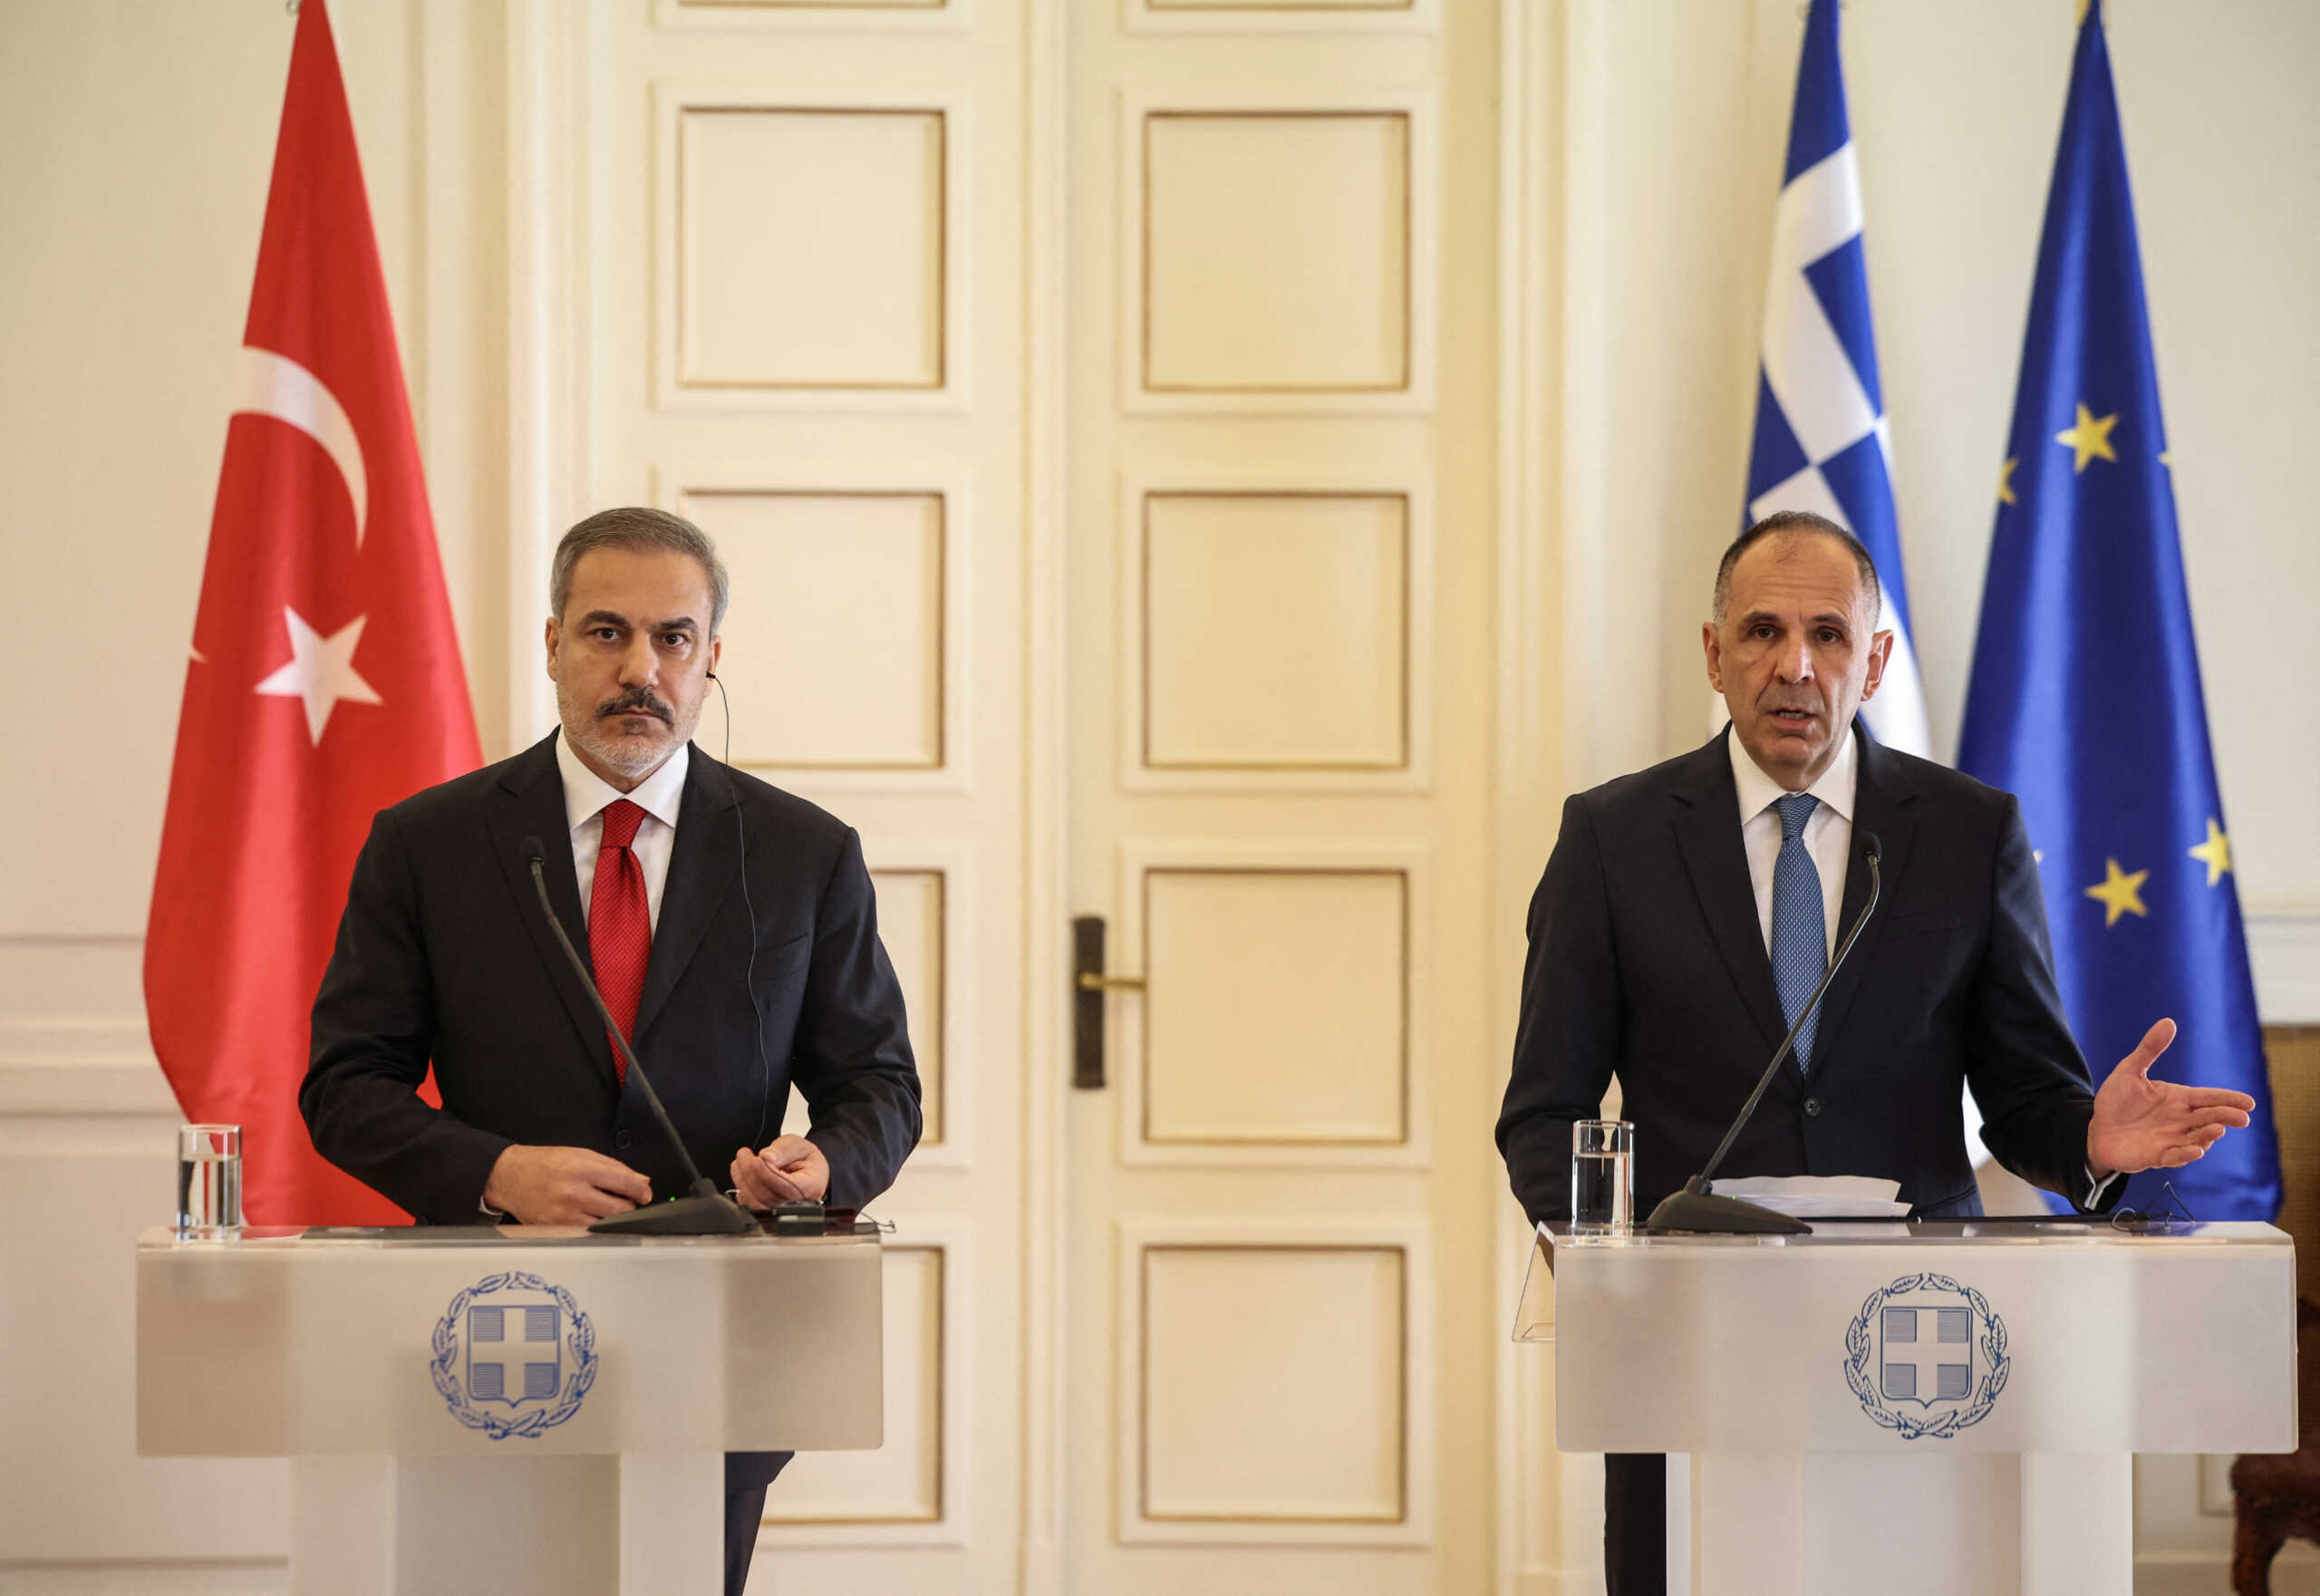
589, 1194, 758, 1236
1645, 1188, 1812, 1235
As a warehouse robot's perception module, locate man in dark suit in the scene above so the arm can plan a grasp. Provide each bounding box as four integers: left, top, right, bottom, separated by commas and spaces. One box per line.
1496, 510, 2255, 1596
304, 506, 922, 1596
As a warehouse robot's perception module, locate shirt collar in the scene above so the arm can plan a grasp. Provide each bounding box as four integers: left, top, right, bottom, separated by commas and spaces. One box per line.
556, 730, 690, 836
1729, 722, 1856, 827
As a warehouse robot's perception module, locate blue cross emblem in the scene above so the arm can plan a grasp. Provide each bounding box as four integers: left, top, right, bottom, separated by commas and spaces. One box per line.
431, 1272, 596, 1440
465, 1296, 561, 1408
1846, 1272, 2007, 1439
1878, 1300, 1973, 1407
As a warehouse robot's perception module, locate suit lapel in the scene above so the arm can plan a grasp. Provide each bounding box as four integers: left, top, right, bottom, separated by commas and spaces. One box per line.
1672, 732, 1789, 1053
1811, 727, 1917, 1067
633, 747, 740, 1045
485, 732, 620, 1089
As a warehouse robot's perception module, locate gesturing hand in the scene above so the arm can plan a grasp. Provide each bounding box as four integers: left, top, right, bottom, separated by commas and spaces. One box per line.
2085, 1018, 2256, 1177
730, 1134, 830, 1210
483, 1145, 652, 1225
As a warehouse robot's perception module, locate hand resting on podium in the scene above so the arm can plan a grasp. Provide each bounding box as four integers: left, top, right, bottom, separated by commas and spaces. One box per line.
482, 1144, 653, 1224
2086, 1017, 2257, 1179
730, 1134, 830, 1209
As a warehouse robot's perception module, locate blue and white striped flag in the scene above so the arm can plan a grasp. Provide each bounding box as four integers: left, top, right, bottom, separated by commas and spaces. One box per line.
1738, 0, 1930, 758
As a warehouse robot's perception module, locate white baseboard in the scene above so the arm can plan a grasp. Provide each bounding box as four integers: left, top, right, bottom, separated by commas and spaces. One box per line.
2251, 911, 2320, 1024
2137, 1545, 2320, 1596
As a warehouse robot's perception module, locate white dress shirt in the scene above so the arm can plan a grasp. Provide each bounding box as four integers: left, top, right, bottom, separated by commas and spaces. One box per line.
556, 731, 687, 933
1730, 727, 1855, 962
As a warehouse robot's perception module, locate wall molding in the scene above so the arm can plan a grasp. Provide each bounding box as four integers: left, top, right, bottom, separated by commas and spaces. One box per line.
2249, 910, 2320, 1025
3, 910, 2311, 1126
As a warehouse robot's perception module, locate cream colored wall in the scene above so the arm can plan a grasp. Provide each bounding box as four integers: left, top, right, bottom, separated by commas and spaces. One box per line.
0, 1, 2314, 1592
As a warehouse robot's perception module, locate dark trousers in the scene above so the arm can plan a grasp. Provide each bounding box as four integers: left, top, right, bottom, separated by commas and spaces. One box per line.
724, 1450, 792, 1596
1605, 1453, 1667, 1596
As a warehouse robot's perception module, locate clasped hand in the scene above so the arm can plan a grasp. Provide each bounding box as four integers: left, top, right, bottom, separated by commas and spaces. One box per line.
482, 1145, 652, 1226
2085, 1018, 2256, 1178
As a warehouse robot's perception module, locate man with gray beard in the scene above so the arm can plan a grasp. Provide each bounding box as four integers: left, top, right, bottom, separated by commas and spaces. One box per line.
304, 507, 922, 1595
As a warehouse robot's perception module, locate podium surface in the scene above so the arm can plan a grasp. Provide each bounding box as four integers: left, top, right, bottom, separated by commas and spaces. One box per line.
138, 1223, 884, 1596
1522, 1219, 2296, 1596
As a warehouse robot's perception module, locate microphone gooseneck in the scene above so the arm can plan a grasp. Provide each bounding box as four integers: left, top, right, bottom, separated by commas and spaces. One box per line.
518, 835, 755, 1235
1645, 830, 1884, 1234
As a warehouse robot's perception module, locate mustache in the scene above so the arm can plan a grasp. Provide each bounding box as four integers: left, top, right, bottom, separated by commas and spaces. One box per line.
597, 690, 672, 723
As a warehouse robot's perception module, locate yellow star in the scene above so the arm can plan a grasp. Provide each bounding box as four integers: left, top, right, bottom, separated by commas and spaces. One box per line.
1997, 457, 2018, 506
2084, 857, 2150, 928
2188, 817, 2232, 887
2055, 404, 2120, 472
2159, 450, 2172, 469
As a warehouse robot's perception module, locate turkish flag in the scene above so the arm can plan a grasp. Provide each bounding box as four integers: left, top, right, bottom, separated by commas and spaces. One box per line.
146, 0, 479, 1225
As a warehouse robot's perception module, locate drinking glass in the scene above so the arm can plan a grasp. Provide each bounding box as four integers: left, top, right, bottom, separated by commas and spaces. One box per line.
176, 1124, 244, 1238
1571, 1119, 1634, 1234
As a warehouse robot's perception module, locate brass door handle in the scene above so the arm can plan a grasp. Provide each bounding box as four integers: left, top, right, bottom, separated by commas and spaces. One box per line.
1075, 972, 1146, 992
1072, 915, 1145, 1088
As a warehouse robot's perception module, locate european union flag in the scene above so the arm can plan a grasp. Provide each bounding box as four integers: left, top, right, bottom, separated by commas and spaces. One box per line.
1957, 0, 2279, 1220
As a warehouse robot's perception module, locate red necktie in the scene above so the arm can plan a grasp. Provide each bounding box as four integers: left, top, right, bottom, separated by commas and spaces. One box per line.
589, 799, 651, 1084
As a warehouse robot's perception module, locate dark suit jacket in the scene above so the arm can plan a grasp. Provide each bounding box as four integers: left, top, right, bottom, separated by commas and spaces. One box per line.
303, 730, 922, 1225
1497, 726, 2107, 1224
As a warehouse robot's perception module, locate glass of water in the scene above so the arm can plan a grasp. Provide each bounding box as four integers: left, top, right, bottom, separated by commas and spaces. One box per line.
176, 1124, 244, 1238
1571, 1119, 1634, 1235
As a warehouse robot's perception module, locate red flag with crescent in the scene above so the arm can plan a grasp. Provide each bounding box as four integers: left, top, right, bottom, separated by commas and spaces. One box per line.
146, 0, 479, 1225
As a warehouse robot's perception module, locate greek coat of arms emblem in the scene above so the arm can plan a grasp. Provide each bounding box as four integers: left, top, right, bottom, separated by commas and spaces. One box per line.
1844, 1272, 2009, 1439
430, 1272, 597, 1439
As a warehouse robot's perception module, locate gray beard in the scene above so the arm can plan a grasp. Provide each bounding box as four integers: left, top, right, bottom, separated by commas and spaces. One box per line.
561, 703, 699, 783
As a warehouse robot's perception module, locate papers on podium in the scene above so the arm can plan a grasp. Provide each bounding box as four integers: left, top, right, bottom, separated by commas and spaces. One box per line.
1706, 1175, 1911, 1219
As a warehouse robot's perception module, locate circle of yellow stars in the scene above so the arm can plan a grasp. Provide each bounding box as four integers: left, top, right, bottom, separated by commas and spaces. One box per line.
2077, 817, 2235, 928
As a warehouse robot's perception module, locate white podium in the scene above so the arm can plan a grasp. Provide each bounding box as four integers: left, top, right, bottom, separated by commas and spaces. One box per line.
137, 1223, 884, 1596
1517, 1219, 2298, 1596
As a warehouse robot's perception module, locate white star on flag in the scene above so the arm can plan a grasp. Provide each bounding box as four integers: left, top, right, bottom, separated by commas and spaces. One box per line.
254, 607, 382, 744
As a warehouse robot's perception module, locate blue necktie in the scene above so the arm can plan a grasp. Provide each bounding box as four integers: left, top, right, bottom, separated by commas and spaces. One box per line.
1771, 792, 1827, 1070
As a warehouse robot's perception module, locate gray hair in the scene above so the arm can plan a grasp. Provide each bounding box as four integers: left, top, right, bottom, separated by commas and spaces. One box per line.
550, 507, 730, 633
1711, 509, 1882, 627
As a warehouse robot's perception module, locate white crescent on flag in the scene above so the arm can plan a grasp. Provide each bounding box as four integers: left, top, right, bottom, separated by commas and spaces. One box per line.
234, 344, 367, 549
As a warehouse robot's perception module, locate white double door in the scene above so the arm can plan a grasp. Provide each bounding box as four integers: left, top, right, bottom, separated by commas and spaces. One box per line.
554, 2, 1510, 1591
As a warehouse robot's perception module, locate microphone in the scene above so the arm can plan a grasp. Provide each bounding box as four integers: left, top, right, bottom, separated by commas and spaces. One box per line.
1644, 831, 1884, 1234
517, 836, 755, 1234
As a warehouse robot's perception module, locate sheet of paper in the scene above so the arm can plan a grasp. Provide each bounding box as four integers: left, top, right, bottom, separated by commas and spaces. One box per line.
1711, 1174, 1911, 1217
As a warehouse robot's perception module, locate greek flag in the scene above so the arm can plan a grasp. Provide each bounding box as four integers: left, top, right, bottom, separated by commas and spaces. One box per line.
1958, 0, 2279, 1220
1739, 0, 1930, 758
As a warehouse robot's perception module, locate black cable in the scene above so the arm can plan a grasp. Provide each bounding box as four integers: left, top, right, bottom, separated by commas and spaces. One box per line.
714, 672, 775, 1149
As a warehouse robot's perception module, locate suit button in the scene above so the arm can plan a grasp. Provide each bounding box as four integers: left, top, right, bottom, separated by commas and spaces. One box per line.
614, 1131, 633, 1150
1803, 1098, 1822, 1117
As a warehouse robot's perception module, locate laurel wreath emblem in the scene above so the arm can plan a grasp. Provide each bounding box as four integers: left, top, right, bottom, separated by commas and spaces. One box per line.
430, 1271, 598, 1440
1843, 1272, 2008, 1440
